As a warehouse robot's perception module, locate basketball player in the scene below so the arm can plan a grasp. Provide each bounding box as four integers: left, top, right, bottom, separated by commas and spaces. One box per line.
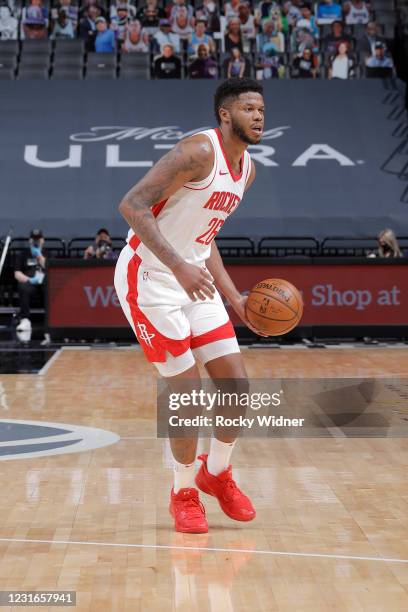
115, 78, 265, 533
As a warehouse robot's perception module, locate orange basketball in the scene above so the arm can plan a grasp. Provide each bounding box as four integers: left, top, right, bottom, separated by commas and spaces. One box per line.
245, 278, 303, 336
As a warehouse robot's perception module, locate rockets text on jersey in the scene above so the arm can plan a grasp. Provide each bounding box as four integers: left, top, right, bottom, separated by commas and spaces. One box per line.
127, 127, 251, 271
196, 191, 242, 245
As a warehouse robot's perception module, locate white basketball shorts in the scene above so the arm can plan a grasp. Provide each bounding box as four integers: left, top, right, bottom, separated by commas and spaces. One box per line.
114, 244, 240, 376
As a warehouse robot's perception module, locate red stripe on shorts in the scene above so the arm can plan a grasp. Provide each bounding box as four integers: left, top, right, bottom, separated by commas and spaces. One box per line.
126, 252, 191, 363
190, 320, 236, 349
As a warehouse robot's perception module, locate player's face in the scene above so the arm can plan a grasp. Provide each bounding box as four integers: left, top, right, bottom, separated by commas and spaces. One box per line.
229, 92, 265, 145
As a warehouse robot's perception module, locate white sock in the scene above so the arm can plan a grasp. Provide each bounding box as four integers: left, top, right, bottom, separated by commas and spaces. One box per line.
173, 459, 196, 493
207, 438, 236, 476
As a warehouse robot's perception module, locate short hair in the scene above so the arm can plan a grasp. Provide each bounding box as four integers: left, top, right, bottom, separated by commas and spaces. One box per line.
214, 78, 264, 125
96, 228, 110, 236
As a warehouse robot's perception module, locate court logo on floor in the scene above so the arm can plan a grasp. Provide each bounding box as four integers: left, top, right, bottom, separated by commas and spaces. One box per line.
0, 419, 120, 461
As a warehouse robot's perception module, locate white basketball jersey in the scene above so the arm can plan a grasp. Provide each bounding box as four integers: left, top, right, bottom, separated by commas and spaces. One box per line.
127, 128, 252, 271
345, 3, 369, 24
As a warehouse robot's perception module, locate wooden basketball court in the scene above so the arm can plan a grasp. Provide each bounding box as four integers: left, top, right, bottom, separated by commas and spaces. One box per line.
0, 347, 408, 611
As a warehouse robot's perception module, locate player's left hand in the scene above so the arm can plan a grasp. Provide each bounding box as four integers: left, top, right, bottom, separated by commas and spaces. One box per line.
230, 295, 269, 338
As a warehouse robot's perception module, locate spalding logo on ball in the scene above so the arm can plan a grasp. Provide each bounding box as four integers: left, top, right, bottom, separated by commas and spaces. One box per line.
245, 278, 303, 336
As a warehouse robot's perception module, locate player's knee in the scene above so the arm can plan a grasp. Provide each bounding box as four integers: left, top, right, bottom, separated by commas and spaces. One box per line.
153, 350, 196, 378
218, 377, 249, 397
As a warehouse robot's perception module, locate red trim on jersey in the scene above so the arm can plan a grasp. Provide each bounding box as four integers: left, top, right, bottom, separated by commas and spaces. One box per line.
190, 320, 236, 349
184, 172, 216, 191
126, 252, 191, 362
184, 131, 218, 191
129, 199, 168, 251
243, 155, 251, 190
215, 128, 244, 183
129, 234, 140, 251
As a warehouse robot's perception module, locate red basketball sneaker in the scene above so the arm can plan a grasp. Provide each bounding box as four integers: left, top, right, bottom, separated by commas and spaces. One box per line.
169, 487, 208, 533
195, 454, 256, 522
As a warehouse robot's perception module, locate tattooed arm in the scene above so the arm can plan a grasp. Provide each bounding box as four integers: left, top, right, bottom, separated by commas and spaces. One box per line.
118, 134, 215, 301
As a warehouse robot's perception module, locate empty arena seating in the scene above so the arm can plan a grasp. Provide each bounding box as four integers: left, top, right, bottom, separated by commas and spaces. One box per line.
215, 236, 256, 257
321, 236, 385, 256
258, 237, 320, 257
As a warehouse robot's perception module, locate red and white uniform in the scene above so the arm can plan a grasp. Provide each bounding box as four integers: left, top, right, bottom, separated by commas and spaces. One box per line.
114, 128, 251, 375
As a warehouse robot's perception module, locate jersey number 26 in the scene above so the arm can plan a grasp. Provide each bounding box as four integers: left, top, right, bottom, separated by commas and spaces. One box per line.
195, 218, 225, 246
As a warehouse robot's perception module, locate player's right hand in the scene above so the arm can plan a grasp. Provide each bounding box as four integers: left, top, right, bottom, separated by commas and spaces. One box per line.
230, 294, 269, 338
172, 261, 216, 301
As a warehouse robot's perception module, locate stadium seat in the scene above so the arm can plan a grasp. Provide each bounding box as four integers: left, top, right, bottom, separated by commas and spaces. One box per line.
215, 237, 256, 257
348, 23, 366, 38
320, 24, 333, 37
0, 67, 15, 80
21, 40, 52, 55
321, 237, 378, 257
17, 67, 49, 80
374, 10, 396, 24
119, 66, 151, 79
20, 41, 51, 72
258, 237, 320, 257
67, 237, 125, 258
51, 67, 83, 80
0, 40, 19, 57
53, 54, 83, 69
54, 39, 85, 56
371, 0, 394, 7
93, 0, 108, 11
382, 24, 395, 38
10, 237, 66, 261
357, 50, 370, 67
120, 53, 150, 69
0, 56, 17, 70
19, 54, 50, 68
86, 66, 117, 79
218, 52, 231, 66
86, 52, 117, 68
365, 66, 394, 78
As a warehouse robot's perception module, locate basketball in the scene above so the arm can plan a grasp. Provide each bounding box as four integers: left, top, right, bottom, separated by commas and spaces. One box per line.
245, 278, 303, 336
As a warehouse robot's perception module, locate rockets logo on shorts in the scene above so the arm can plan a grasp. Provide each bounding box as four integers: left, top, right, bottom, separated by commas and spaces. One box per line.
136, 322, 155, 347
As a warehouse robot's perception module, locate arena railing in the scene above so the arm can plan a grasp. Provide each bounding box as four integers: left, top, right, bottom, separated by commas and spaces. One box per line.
258, 237, 320, 257
321, 236, 381, 257
67, 237, 126, 258
9, 237, 66, 261
215, 237, 256, 257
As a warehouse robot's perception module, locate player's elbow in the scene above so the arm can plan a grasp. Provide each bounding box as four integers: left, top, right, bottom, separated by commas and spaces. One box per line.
118, 197, 128, 216
118, 193, 147, 229
118, 197, 134, 224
